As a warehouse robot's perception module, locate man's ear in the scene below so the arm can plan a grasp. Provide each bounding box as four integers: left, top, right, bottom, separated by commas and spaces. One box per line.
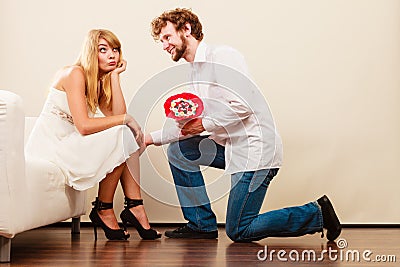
184, 22, 192, 37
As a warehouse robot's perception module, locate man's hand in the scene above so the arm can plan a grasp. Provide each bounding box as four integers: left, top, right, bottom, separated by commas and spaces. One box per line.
145, 133, 154, 146
180, 118, 205, 136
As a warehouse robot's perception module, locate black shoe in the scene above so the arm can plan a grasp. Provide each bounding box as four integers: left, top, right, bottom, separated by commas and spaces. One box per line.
165, 225, 218, 239
317, 195, 342, 241
89, 198, 130, 241
120, 198, 161, 240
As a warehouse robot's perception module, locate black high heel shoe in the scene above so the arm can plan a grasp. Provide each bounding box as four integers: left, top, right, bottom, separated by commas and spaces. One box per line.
120, 197, 161, 240
89, 197, 130, 241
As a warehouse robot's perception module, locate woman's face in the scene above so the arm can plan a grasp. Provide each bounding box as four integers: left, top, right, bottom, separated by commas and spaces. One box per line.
98, 38, 120, 75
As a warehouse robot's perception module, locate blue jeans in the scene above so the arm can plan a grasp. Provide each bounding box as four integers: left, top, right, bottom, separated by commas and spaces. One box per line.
167, 136, 323, 242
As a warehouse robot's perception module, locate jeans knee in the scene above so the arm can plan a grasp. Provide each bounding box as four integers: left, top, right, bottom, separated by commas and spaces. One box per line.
167, 142, 180, 161
225, 223, 241, 242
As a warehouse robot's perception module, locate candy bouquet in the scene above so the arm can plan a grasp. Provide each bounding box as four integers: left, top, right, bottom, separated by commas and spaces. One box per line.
164, 92, 204, 121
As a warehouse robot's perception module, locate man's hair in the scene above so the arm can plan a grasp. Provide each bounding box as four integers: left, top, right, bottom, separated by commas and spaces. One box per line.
151, 8, 204, 41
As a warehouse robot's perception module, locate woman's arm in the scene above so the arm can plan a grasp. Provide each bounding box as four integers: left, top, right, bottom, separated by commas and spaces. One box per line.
100, 60, 127, 116
62, 66, 125, 135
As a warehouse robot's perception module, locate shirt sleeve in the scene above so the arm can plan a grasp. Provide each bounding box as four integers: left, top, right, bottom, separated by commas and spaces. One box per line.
150, 124, 194, 146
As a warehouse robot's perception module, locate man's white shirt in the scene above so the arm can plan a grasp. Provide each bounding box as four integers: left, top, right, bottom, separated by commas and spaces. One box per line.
150, 42, 283, 174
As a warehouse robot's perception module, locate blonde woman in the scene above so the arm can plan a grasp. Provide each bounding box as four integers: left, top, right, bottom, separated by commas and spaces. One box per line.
26, 29, 161, 240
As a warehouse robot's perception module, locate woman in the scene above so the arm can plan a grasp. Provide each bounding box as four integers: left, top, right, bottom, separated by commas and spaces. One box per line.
25, 29, 160, 240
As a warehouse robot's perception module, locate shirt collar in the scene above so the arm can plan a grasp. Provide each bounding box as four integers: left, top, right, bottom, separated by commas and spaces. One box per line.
193, 42, 207, 62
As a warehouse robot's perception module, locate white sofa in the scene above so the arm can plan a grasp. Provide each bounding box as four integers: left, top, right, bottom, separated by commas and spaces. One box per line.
0, 90, 87, 263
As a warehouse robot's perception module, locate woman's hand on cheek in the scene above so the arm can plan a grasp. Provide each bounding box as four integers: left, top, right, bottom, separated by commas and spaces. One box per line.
113, 59, 127, 75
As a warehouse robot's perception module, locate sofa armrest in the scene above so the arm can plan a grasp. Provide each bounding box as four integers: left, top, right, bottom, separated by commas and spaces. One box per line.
0, 91, 86, 263
0, 90, 27, 237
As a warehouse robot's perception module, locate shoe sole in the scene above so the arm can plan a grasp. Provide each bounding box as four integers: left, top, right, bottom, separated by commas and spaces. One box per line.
165, 232, 218, 239
318, 195, 342, 241
327, 226, 342, 241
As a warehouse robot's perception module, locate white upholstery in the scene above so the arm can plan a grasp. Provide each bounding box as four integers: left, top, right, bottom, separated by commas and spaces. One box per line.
0, 90, 87, 262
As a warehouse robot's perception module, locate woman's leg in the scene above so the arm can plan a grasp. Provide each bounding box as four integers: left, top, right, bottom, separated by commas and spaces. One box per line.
97, 163, 125, 230
120, 150, 152, 230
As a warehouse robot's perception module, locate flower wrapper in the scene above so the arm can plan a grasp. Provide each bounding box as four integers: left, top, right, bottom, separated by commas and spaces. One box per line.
164, 92, 204, 121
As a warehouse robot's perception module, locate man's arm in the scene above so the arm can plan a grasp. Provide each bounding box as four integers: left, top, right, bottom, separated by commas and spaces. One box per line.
145, 123, 194, 146
201, 46, 254, 132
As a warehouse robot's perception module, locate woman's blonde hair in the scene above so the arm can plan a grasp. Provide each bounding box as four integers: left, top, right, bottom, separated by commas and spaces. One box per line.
75, 29, 123, 114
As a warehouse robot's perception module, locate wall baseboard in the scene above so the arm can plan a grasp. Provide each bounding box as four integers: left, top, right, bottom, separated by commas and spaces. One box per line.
340, 224, 400, 228
43, 222, 400, 228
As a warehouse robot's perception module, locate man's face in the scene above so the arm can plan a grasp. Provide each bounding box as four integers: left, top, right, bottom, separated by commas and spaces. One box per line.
159, 21, 187, 62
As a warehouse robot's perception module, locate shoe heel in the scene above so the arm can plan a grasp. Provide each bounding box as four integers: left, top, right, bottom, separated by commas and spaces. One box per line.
93, 225, 98, 241
120, 216, 128, 228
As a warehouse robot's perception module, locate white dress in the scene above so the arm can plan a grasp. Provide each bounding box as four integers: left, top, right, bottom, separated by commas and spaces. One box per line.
25, 88, 139, 191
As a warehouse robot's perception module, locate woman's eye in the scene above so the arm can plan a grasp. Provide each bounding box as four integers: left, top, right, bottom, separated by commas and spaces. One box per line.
112, 48, 119, 53
99, 47, 107, 53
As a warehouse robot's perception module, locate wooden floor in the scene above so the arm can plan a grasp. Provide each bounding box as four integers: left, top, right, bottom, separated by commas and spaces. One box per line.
3, 226, 399, 266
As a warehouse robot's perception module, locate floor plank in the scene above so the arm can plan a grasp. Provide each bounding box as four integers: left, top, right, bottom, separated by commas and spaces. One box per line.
3, 226, 399, 266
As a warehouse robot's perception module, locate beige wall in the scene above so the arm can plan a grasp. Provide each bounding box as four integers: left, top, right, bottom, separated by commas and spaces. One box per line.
1, 0, 399, 224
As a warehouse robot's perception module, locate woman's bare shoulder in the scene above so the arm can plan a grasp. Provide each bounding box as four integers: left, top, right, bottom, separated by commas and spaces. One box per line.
52, 66, 85, 91
60, 65, 85, 79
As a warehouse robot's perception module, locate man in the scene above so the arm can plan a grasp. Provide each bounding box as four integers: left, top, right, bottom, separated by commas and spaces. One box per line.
145, 8, 341, 242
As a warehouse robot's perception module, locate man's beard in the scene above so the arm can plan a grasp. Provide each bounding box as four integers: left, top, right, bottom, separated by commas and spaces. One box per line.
172, 35, 187, 62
